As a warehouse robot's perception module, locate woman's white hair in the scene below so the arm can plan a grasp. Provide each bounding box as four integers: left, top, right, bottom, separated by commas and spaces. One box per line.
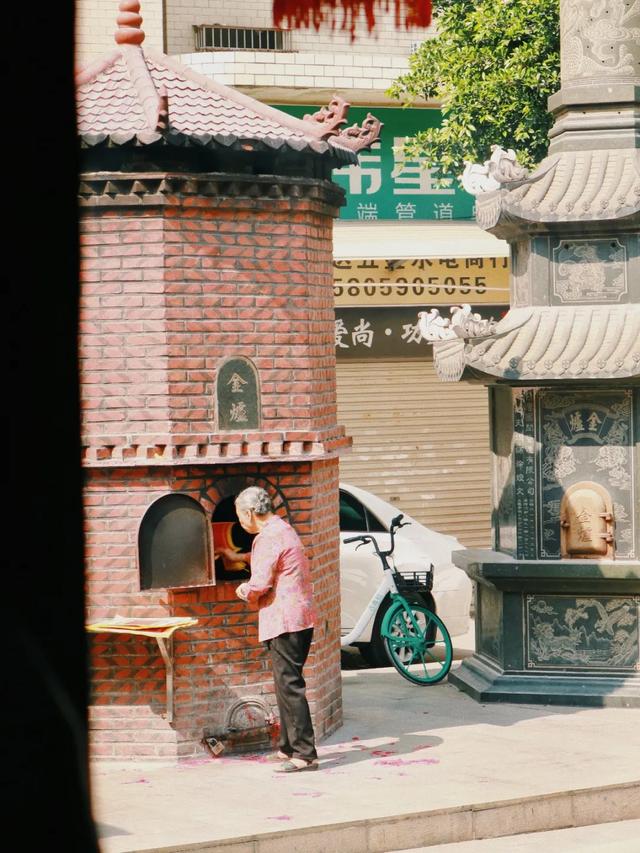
235, 486, 272, 515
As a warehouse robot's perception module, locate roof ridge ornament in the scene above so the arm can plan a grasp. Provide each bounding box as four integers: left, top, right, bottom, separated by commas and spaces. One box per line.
336, 113, 383, 153
418, 304, 497, 342
304, 96, 350, 138
115, 0, 145, 46
303, 95, 383, 153
461, 145, 530, 196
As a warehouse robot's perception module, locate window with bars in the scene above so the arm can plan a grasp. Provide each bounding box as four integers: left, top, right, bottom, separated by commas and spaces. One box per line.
194, 25, 292, 52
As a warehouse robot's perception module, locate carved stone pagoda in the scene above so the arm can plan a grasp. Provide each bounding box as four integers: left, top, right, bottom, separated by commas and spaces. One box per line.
424, 1, 640, 706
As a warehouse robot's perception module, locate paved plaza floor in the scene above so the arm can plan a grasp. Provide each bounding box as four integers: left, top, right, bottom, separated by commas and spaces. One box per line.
91, 631, 640, 853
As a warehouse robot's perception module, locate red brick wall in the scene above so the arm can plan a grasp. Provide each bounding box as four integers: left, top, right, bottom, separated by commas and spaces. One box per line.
79, 191, 340, 452
85, 461, 342, 759
79, 213, 171, 442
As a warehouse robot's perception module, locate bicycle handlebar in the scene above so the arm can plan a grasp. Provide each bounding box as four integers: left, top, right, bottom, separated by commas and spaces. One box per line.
342, 513, 409, 558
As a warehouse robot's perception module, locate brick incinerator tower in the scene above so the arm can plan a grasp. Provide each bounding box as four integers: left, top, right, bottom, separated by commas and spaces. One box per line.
76, 2, 380, 759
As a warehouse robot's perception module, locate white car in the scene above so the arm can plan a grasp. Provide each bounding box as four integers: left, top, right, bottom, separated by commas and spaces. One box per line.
339, 482, 472, 666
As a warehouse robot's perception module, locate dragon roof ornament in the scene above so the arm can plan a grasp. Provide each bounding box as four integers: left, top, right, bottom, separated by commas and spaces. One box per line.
304, 95, 383, 154
460, 145, 530, 196
418, 304, 497, 342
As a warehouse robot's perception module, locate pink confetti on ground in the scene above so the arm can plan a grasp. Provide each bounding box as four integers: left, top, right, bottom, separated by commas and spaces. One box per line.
267, 815, 292, 821
124, 778, 150, 784
373, 757, 440, 767
370, 750, 397, 757
179, 758, 213, 767
292, 791, 324, 797
411, 744, 434, 751
239, 754, 271, 763
351, 736, 360, 741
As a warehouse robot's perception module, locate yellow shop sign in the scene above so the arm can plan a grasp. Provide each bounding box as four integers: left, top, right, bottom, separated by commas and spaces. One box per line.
333, 257, 510, 307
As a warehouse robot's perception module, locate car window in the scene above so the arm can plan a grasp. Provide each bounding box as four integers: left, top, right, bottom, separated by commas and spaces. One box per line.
339, 491, 368, 531
365, 507, 387, 533
339, 490, 388, 533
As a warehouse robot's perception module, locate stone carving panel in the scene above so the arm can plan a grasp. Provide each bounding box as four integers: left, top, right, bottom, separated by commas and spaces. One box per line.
552, 239, 627, 304
526, 595, 639, 671
561, 1, 640, 83
538, 391, 634, 558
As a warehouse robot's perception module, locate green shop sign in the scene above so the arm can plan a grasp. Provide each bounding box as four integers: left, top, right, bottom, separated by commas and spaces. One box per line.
275, 105, 474, 222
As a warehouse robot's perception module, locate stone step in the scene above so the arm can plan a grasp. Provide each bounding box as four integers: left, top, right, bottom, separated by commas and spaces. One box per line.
121, 779, 640, 853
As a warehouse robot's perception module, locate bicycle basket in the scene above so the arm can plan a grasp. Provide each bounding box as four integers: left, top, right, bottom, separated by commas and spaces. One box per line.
393, 567, 433, 595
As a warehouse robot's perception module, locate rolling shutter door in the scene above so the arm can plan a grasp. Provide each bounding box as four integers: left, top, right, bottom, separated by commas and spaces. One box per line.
336, 359, 492, 548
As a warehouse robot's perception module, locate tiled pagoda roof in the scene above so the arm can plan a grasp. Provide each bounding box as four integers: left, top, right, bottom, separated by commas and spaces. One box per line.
476, 150, 640, 231
76, 3, 380, 163
433, 305, 640, 382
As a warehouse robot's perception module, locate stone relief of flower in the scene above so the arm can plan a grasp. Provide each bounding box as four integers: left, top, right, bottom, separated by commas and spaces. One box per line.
593, 445, 627, 471
609, 467, 631, 491
617, 527, 633, 544
613, 502, 629, 522
542, 445, 577, 484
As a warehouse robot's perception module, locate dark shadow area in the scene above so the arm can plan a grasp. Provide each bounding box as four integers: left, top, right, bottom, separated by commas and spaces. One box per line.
212, 494, 254, 581
95, 823, 132, 839
6, 6, 99, 850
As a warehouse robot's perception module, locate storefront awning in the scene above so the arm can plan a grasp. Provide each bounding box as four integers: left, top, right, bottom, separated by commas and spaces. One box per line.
333, 221, 510, 260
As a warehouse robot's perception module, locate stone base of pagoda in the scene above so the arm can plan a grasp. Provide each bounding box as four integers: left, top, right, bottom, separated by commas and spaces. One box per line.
450, 655, 640, 708
450, 549, 640, 708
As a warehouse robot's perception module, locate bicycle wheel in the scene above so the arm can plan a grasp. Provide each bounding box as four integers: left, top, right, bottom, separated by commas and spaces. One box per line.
381, 601, 453, 685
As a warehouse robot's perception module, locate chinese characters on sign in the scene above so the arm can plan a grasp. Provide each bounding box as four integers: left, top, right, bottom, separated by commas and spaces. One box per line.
334, 306, 503, 360
333, 257, 510, 306
514, 390, 537, 560
216, 358, 260, 431
275, 105, 475, 221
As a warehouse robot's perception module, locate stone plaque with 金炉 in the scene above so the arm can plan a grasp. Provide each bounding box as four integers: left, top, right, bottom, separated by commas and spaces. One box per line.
216, 358, 260, 431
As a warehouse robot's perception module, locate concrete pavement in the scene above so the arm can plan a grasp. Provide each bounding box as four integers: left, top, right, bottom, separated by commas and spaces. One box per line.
91, 632, 640, 853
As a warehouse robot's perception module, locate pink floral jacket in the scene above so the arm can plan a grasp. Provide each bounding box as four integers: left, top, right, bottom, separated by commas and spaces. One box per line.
240, 515, 317, 642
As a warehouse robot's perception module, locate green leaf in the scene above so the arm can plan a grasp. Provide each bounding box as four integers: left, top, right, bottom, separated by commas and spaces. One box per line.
386, 0, 560, 177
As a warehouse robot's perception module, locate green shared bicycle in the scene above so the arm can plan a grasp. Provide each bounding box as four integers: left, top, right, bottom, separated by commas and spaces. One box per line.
341, 513, 453, 685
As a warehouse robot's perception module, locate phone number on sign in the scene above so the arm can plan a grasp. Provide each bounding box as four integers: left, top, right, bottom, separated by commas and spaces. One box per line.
333, 275, 488, 297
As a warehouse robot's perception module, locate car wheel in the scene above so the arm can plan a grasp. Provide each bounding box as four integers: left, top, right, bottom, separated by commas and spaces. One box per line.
360, 591, 431, 668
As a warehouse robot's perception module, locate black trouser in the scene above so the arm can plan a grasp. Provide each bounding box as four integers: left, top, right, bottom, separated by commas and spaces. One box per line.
266, 628, 317, 762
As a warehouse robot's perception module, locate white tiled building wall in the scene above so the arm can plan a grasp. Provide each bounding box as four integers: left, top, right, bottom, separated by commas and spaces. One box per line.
167, 0, 431, 56
76, 0, 164, 66
177, 49, 412, 94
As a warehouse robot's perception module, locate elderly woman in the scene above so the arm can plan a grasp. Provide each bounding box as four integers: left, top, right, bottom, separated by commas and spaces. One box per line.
220, 486, 318, 772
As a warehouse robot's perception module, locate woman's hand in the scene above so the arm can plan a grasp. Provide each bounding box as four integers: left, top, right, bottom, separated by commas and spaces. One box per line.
217, 547, 243, 563
235, 583, 249, 602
